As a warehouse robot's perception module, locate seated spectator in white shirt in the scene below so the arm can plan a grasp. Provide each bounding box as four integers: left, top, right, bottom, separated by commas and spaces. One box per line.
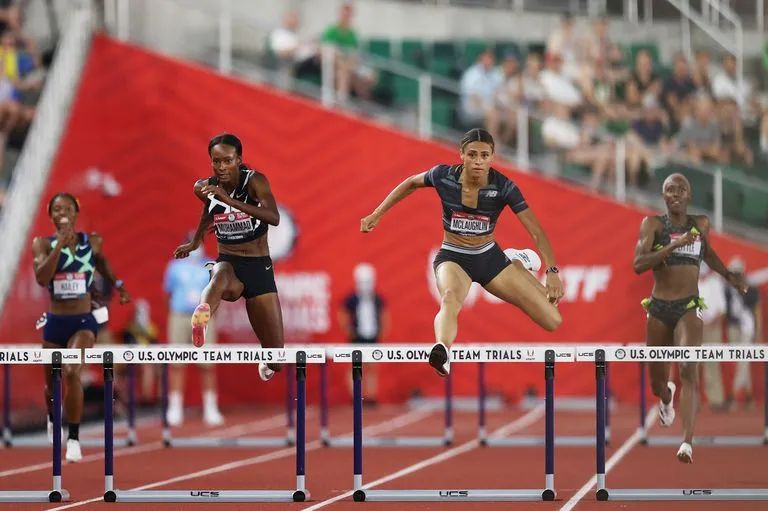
543, 105, 614, 190
540, 52, 582, 108
546, 13, 584, 82
268, 10, 319, 79
493, 53, 522, 145
459, 48, 503, 138
712, 54, 755, 118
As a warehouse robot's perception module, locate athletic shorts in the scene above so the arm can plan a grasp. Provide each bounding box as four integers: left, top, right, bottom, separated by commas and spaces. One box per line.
217, 253, 278, 299
433, 241, 511, 286
642, 295, 705, 329
168, 311, 217, 344
42, 312, 98, 347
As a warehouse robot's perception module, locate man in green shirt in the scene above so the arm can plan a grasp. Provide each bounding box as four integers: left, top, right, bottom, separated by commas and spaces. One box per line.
321, 2, 376, 101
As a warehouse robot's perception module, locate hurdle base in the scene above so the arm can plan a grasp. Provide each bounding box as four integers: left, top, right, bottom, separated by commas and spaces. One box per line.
109, 489, 309, 502
601, 489, 768, 500
4, 436, 133, 448
358, 489, 548, 501
166, 437, 294, 448
643, 435, 767, 447
0, 489, 70, 503
324, 436, 447, 448
483, 435, 600, 447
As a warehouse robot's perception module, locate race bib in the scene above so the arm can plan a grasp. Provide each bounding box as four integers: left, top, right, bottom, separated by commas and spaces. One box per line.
214, 212, 255, 237
450, 211, 490, 235
670, 233, 702, 257
53, 272, 87, 299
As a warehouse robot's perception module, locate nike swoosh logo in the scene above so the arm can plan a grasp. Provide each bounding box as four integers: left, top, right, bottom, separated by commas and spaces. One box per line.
265, 266, 272, 270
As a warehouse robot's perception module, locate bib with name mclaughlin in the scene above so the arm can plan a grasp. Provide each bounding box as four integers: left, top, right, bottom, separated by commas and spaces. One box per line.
53, 272, 87, 300
450, 211, 491, 235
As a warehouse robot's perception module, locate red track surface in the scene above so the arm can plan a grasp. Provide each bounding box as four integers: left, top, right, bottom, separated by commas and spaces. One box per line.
1, 401, 766, 510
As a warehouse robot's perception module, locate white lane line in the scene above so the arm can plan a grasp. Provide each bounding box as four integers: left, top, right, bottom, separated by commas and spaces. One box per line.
301, 405, 546, 511
46, 407, 436, 510
558, 409, 657, 511
0, 410, 295, 478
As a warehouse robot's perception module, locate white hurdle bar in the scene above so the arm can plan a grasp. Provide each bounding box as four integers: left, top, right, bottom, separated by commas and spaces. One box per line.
578, 345, 768, 501
86, 346, 325, 503
319, 344, 453, 448
334, 346, 565, 502
0, 348, 80, 503
156, 344, 296, 448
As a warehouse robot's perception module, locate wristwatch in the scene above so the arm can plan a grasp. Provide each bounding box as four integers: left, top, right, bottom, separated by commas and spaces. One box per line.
115, 279, 125, 289
545, 266, 559, 274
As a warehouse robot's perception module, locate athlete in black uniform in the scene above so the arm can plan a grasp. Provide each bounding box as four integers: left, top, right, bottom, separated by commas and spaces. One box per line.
633, 173, 747, 463
361, 129, 564, 377
32, 192, 131, 462
173, 133, 283, 381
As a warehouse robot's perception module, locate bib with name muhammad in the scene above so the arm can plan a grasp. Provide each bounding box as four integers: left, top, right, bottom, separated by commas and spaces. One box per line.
423, 164, 528, 237
206, 168, 268, 245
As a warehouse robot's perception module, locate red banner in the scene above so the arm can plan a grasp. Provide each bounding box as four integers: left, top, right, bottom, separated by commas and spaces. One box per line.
1, 36, 766, 410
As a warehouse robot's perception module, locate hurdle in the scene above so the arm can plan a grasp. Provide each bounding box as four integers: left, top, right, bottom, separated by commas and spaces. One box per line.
320, 344, 453, 448
334, 345, 567, 502
86, 346, 323, 503
478, 344, 610, 447
0, 348, 80, 503
3, 347, 137, 448
160, 344, 296, 448
637, 357, 768, 447
584, 345, 768, 501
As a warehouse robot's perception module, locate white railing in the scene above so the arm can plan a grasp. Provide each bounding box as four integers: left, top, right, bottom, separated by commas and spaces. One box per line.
0, 8, 94, 312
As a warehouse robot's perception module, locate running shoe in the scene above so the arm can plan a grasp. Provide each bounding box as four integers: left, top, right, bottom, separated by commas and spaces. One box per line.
65, 439, 82, 463
428, 342, 450, 377
658, 381, 676, 427
676, 441, 693, 464
507, 248, 542, 272
191, 303, 211, 348
259, 362, 275, 382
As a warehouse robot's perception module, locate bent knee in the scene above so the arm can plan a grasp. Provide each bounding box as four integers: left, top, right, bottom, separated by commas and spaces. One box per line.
541, 308, 562, 332
63, 364, 83, 379
439, 289, 464, 312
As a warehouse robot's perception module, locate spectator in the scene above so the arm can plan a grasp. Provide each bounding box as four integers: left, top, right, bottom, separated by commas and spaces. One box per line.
542, 105, 614, 190
459, 48, 502, 137
163, 240, 223, 427
0, 1, 20, 33
122, 298, 160, 405
624, 49, 662, 114
712, 54, 755, 166
583, 16, 626, 85
338, 263, 388, 405
692, 49, 714, 97
626, 97, 671, 187
546, 13, 583, 82
0, 29, 36, 178
699, 263, 728, 411
583, 58, 624, 120
723, 257, 763, 410
539, 52, 582, 108
321, 2, 376, 102
520, 52, 545, 109
676, 95, 723, 164
268, 9, 319, 86
493, 52, 522, 145
662, 53, 697, 128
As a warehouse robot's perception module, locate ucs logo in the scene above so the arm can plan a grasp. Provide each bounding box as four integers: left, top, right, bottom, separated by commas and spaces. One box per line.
190, 491, 220, 498
682, 489, 713, 496
439, 490, 469, 498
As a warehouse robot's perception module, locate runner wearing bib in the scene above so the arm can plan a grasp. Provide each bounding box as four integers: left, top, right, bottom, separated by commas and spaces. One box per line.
361, 129, 564, 377
633, 173, 747, 463
32, 192, 131, 462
